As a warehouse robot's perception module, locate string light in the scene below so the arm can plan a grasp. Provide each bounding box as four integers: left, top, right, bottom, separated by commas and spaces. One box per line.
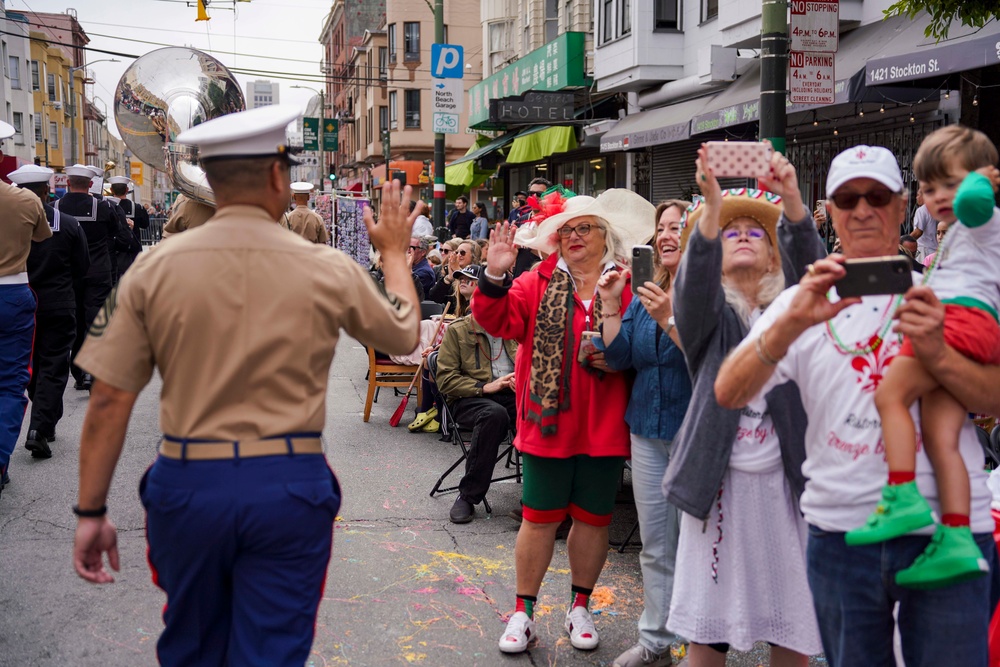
944, 91, 950, 99
833, 126, 839, 136
973, 95, 979, 106
859, 107, 864, 117
909, 113, 916, 123
880, 105, 885, 114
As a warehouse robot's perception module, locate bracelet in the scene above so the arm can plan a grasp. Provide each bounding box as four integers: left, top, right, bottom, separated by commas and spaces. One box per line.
483, 268, 507, 282
72, 504, 108, 518
754, 330, 782, 366
601, 311, 621, 319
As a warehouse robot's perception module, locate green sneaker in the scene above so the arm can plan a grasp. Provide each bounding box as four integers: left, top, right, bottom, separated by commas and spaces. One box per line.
895, 525, 989, 589
845, 482, 935, 546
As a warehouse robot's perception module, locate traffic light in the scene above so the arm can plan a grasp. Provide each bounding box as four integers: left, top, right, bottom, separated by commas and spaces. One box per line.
328, 162, 336, 183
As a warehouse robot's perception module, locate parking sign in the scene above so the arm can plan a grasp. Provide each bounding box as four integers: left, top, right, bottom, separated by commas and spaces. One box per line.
431, 44, 464, 79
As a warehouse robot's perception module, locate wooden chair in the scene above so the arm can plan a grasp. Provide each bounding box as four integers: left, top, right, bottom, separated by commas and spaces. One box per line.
363, 346, 421, 422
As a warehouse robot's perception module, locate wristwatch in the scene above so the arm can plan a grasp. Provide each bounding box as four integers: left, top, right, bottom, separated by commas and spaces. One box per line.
664, 316, 676, 335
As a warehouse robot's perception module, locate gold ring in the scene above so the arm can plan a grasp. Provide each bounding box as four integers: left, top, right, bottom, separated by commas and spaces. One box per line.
807, 263, 817, 276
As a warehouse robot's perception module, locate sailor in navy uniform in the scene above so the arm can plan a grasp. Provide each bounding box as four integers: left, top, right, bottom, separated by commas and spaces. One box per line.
58, 164, 130, 391
9, 165, 90, 459
72, 104, 421, 666
108, 176, 148, 277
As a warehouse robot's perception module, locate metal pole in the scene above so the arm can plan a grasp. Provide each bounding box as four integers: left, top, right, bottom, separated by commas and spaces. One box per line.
759, 0, 788, 155
318, 90, 325, 191
69, 69, 77, 164
432, 0, 445, 229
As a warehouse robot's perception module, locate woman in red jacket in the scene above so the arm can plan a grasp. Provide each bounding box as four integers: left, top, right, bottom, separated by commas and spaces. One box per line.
473, 189, 655, 655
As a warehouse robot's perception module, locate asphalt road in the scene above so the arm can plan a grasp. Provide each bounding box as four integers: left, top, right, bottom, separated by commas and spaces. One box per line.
0, 332, 825, 666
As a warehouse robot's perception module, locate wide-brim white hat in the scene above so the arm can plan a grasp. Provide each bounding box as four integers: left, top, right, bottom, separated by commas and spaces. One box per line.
521, 189, 656, 256
8, 164, 54, 184
0, 120, 14, 141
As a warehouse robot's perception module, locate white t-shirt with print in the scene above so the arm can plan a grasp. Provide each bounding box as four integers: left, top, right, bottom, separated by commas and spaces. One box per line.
730, 310, 782, 472
742, 281, 993, 533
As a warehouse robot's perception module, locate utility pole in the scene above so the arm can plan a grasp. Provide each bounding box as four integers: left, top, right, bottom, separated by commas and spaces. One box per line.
432, 0, 445, 229
759, 0, 788, 154
382, 129, 391, 173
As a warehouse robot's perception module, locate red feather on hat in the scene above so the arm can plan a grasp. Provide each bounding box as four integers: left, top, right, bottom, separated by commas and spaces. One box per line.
527, 191, 567, 225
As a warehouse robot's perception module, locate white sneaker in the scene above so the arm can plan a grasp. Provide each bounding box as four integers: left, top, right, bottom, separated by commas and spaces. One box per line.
613, 642, 672, 667
564, 605, 599, 650
498, 611, 536, 653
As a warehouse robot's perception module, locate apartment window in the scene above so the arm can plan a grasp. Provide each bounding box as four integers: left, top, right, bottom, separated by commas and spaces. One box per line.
403, 22, 420, 62
1, 42, 7, 77
702, 0, 718, 22
602, 0, 614, 43
12, 112, 23, 144
545, 0, 559, 43
9, 56, 20, 89
49, 121, 58, 148
620, 0, 631, 35
388, 24, 397, 63
366, 54, 373, 86
389, 91, 398, 130
488, 21, 512, 74
31, 60, 39, 90
367, 108, 373, 145
654, 0, 681, 29
404, 90, 420, 129
47, 73, 56, 101
379, 105, 388, 132
378, 47, 388, 79
34, 114, 42, 143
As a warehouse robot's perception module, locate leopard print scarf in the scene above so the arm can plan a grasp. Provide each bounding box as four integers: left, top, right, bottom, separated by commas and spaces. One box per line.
527, 267, 603, 436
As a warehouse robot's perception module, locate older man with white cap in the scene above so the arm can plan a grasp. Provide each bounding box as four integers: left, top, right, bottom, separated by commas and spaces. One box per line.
108, 176, 148, 276
288, 181, 329, 244
58, 164, 130, 391
0, 121, 51, 498
715, 145, 999, 667
9, 164, 90, 460
71, 104, 420, 666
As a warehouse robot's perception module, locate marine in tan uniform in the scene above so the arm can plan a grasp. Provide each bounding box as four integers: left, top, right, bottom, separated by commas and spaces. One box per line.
162, 192, 215, 235
288, 181, 330, 244
71, 104, 421, 665
0, 119, 52, 495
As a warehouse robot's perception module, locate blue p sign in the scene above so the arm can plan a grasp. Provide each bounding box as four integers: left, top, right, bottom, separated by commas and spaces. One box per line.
431, 44, 464, 79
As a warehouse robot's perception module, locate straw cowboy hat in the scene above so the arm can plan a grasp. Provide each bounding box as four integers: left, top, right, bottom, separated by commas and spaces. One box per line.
680, 188, 783, 252
518, 188, 656, 256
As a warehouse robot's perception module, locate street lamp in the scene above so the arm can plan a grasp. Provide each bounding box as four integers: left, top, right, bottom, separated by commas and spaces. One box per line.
291, 85, 327, 191
68, 58, 120, 165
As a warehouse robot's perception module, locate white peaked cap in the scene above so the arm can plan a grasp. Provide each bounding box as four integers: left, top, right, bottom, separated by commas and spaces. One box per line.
108, 176, 132, 185
176, 104, 302, 163
65, 164, 94, 178
291, 181, 315, 194
8, 164, 54, 184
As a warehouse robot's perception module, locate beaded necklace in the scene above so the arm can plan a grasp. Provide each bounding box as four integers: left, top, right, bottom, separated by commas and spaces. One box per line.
824, 232, 949, 356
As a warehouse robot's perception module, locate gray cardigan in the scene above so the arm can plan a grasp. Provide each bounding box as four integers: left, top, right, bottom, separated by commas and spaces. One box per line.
662, 212, 826, 520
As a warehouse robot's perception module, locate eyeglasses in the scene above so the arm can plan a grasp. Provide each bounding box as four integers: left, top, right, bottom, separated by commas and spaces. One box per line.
557, 223, 597, 238
409, 245, 421, 251
830, 188, 897, 210
722, 227, 767, 241
441, 248, 452, 254
457, 250, 469, 256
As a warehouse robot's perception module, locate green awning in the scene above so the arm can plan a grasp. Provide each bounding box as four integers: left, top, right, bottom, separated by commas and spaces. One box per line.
445, 134, 499, 198
447, 132, 518, 167
505, 125, 577, 164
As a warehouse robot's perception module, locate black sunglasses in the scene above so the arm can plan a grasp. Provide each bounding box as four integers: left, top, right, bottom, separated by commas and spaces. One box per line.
830, 188, 897, 210
457, 250, 469, 256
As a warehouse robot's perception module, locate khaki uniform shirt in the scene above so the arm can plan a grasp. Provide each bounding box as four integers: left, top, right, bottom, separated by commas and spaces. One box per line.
288, 207, 329, 244
77, 205, 418, 441
0, 181, 51, 277
163, 193, 215, 235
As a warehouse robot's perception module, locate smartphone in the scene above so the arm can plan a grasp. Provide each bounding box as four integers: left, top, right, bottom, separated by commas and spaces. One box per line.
836, 256, 913, 298
705, 141, 773, 178
631, 245, 655, 295
578, 331, 600, 363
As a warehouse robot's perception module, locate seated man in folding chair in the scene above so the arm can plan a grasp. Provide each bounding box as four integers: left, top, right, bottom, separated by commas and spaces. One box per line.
435, 264, 519, 523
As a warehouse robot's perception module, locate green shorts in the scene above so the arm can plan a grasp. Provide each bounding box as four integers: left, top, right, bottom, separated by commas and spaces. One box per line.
520, 452, 626, 526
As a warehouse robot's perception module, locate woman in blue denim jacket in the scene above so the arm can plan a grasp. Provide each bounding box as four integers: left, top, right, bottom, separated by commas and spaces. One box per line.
598, 200, 693, 667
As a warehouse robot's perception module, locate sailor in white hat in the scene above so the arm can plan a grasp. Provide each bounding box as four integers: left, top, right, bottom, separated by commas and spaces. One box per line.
108, 176, 148, 276
8, 164, 90, 460
288, 181, 329, 244
56, 164, 131, 390
72, 103, 420, 666
0, 121, 51, 495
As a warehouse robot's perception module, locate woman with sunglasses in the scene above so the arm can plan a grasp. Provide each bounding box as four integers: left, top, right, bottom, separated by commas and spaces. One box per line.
428, 240, 482, 309
475, 189, 655, 655
662, 146, 825, 667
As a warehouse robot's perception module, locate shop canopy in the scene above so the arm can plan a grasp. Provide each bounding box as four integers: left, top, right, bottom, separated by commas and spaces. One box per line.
599, 95, 719, 153
444, 134, 505, 199
505, 125, 578, 164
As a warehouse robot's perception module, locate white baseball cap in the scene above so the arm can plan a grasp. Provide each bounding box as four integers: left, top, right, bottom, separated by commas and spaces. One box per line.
8, 164, 54, 185
176, 104, 301, 164
291, 181, 314, 194
826, 145, 904, 198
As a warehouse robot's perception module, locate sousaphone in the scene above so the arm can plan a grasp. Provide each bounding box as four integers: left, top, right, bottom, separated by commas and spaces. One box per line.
113, 47, 245, 206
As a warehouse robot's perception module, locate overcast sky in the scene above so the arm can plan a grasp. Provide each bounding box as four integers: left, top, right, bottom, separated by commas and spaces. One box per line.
8, 0, 331, 137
